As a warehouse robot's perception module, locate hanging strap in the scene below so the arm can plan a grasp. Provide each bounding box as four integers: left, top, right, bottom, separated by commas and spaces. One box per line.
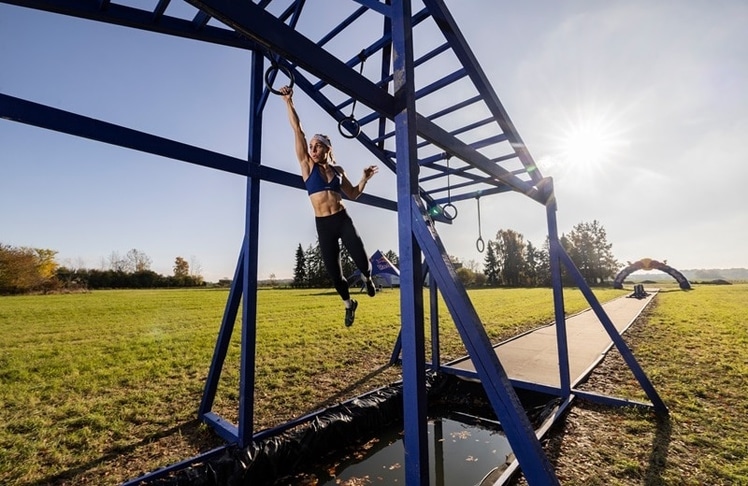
338, 50, 367, 139
442, 155, 458, 221
475, 195, 485, 252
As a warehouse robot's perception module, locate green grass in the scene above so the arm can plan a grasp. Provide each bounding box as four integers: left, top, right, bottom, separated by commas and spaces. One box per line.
541, 284, 748, 486
1, 284, 746, 485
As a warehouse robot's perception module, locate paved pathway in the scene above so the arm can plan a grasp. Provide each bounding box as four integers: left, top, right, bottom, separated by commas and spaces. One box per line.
448, 290, 657, 388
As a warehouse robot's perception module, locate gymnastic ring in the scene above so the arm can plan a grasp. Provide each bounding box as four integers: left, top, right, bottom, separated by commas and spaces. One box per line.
338, 115, 361, 139
476, 236, 485, 253
442, 202, 458, 221
264, 63, 294, 95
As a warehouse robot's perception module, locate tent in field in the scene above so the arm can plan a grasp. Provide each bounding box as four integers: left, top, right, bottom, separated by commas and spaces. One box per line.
348, 250, 400, 290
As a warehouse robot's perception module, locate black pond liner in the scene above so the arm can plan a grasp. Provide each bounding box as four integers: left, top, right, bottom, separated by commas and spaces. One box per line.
138, 372, 560, 486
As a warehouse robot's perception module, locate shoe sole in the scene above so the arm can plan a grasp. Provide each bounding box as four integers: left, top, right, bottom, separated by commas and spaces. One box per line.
345, 301, 358, 327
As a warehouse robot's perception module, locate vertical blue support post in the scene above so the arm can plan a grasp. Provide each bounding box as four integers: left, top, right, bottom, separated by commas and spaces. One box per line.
544, 182, 571, 397
411, 198, 559, 485
237, 51, 265, 448
392, 1, 429, 484
429, 273, 440, 370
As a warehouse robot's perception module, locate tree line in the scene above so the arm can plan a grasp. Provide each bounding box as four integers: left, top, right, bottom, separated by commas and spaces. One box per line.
0, 245, 204, 294
290, 219, 619, 289
470, 220, 618, 287
1, 219, 620, 294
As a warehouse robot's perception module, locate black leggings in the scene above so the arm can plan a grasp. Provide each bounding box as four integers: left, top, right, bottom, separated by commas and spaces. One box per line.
315, 209, 371, 301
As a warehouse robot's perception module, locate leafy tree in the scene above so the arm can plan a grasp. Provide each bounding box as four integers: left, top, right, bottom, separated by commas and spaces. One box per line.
563, 220, 619, 285
456, 266, 475, 287
132, 270, 160, 288
173, 256, 189, 278
126, 248, 152, 272
189, 255, 204, 285
292, 243, 306, 288
108, 251, 128, 272
35, 248, 59, 280
472, 272, 487, 287
0, 244, 59, 294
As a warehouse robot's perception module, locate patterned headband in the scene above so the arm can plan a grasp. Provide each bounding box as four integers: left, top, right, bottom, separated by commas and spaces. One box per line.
311, 134, 331, 148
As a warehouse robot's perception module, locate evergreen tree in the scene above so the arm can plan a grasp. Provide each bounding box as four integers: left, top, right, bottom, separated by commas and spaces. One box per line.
292, 243, 306, 288
536, 238, 552, 287
525, 241, 540, 286
340, 245, 355, 281
304, 242, 332, 288
483, 240, 500, 285
383, 250, 399, 267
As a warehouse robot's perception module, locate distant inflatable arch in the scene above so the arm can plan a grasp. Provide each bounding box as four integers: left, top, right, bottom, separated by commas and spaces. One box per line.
613, 258, 691, 290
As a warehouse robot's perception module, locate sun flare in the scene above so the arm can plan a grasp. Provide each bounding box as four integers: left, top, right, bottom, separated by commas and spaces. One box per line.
559, 118, 625, 168
541, 107, 630, 177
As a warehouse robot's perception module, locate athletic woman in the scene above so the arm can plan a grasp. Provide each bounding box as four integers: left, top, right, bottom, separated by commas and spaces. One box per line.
280, 85, 378, 327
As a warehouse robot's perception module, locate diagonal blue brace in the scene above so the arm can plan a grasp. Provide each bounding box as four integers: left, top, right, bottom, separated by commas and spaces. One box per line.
410, 196, 560, 485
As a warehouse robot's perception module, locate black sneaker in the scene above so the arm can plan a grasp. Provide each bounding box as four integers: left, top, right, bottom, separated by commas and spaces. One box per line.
365, 278, 376, 297
345, 300, 358, 327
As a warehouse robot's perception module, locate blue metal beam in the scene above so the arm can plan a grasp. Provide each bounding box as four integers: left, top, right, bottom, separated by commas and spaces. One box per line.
421, 0, 543, 184
183, 0, 398, 119
236, 51, 265, 448
573, 390, 655, 411
416, 114, 546, 204
352, 0, 391, 17
409, 196, 559, 485
198, 246, 244, 418
121, 444, 229, 486
1, 0, 258, 50
0, 93, 397, 212
201, 412, 238, 443
558, 248, 669, 415
545, 189, 572, 398
391, 1, 429, 482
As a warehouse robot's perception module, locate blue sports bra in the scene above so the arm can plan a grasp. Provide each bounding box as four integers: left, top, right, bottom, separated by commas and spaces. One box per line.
305, 163, 342, 196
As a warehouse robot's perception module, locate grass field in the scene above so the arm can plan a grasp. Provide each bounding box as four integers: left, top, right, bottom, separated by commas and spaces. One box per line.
0, 284, 746, 485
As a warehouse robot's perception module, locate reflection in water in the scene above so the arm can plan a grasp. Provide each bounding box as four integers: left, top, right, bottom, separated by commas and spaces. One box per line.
310, 415, 513, 485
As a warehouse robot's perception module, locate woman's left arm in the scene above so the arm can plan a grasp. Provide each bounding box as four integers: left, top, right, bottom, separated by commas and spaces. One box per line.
340, 165, 378, 200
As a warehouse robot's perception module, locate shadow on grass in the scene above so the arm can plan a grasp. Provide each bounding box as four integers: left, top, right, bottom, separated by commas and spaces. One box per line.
645, 413, 672, 485
307, 363, 395, 413
533, 404, 672, 485
30, 419, 221, 486
309, 290, 342, 296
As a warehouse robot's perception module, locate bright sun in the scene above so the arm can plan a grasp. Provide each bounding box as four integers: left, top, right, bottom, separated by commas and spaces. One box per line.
542, 107, 630, 176
560, 123, 616, 166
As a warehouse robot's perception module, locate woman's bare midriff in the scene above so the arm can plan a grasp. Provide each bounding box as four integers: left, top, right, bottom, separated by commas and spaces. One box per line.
309, 190, 345, 217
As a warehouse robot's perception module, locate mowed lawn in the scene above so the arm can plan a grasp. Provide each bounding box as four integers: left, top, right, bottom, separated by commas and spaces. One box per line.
0, 285, 746, 485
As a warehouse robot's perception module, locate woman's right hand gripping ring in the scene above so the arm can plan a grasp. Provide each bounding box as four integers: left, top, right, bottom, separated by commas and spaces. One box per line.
264, 63, 294, 95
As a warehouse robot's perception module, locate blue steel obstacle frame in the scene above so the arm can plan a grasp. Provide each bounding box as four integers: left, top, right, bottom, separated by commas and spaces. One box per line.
0, 1, 668, 484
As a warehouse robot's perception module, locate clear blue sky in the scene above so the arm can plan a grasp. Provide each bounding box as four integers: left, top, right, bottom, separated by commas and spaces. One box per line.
1, 1, 746, 282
